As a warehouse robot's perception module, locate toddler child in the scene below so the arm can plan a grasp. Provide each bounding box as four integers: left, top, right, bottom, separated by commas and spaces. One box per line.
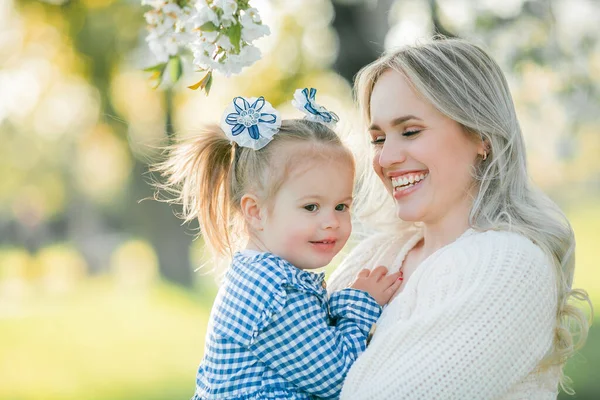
156, 89, 402, 399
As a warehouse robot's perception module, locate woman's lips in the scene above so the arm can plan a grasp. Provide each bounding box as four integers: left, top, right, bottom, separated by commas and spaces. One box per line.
393, 174, 427, 199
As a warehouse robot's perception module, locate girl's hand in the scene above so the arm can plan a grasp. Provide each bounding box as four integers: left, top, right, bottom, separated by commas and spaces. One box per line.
350, 266, 403, 306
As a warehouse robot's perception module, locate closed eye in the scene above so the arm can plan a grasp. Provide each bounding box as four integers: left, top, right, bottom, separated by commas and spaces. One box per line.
403, 129, 421, 137
370, 135, 385, 144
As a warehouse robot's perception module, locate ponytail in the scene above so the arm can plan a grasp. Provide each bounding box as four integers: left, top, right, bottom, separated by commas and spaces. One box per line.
152, 125, 238, 259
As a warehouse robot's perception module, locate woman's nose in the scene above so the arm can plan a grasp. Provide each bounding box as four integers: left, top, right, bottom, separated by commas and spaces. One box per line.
377, 137, 407, 168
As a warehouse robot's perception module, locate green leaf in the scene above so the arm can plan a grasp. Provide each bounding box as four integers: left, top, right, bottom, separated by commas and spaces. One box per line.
188, 70, 213, 95
143, 62, 167, 73
200, 22, 218, 32
167, 56, 183, 83
204, 72, 213, 95
146, 62, 168, 89
225, 23, 242, 53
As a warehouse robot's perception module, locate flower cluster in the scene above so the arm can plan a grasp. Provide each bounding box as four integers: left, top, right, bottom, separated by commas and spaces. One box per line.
142, 0, 270, 93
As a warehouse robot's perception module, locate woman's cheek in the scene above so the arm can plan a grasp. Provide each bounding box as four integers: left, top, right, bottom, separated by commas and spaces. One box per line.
371, 149, 383, 174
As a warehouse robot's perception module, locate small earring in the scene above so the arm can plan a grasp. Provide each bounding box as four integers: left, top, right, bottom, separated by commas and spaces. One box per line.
482, 151, 488, 161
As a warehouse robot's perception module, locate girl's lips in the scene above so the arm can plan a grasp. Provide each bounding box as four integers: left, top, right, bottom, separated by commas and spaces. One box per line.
309, 241, 337, 251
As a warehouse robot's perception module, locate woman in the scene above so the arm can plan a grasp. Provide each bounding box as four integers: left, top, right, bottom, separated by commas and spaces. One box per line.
327, 38, 591, 399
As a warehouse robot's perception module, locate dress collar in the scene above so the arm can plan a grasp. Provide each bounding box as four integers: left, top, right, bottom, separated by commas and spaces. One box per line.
234, 251, 326, 294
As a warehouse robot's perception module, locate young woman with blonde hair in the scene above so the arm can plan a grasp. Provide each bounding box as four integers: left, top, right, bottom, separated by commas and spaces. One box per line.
328, 38, 592, 399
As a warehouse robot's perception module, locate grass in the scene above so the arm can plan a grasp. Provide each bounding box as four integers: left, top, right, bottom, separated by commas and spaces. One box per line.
0, 278, 212, 400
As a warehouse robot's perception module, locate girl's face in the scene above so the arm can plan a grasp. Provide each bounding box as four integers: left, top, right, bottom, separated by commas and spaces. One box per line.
368, 70, 483, 226
258, 152, 354, 270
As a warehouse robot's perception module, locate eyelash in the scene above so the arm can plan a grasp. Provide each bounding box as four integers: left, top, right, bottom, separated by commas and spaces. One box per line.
370, 129, 422, 144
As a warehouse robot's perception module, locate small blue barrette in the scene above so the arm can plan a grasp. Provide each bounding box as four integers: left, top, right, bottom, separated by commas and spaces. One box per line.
292, 88, 339, 127
220, 96, 282, 150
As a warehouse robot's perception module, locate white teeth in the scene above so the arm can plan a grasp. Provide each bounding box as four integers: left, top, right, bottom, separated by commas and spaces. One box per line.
392, 172, 428, 188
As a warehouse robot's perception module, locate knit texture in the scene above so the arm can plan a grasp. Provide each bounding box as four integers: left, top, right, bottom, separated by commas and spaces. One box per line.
327, 228, 560, 400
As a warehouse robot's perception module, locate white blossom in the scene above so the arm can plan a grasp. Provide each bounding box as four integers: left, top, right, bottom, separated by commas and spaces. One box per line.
142, 0, 272, 87
200, 30, 218, 43
244, 7, 262, 24
214, 0, 238, 25
192, 0, 219, 27
147, 32, 179, 63
141, 0, 163, 7
240, 12, 270, 42
143, 0, 194, 63
216, 34, 234, 51
216, 44, 261, 76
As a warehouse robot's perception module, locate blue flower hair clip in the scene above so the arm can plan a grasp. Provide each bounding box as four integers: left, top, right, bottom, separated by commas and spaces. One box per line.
220, 96, 282, 150
292, 88, 339, 127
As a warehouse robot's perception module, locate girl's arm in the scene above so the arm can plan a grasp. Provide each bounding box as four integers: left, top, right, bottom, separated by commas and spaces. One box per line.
247, 286, 381, 399
340, 231, 557, 400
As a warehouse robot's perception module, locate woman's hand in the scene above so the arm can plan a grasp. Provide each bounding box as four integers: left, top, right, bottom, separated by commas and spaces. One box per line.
350, 266, 403, 306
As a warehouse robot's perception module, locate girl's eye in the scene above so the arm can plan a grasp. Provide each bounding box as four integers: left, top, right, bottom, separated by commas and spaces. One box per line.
304, 204, 318, 212
335, 204, 349, 212
403, 129, 421, 137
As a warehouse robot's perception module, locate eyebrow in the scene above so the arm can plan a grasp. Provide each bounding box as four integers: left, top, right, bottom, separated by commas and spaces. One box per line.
299, 195, 354, 203
368, 115, 422, 131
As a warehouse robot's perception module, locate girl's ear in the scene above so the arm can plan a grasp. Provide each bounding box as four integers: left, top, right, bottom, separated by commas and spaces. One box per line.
240, 193, 265, 231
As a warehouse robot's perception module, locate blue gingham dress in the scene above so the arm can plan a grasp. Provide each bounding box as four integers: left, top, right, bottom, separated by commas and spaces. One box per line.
193, 251, 381, 400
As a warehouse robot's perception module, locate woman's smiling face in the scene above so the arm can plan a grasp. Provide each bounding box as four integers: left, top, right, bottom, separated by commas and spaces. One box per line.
368, 69, 484, 225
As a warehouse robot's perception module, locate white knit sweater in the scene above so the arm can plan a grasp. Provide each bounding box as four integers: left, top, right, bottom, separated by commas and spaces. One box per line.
327, 228, 561, 400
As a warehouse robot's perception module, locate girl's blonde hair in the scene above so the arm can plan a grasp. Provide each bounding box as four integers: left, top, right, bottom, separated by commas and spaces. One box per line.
354, 38, 592, 393
153, 118, 354, 263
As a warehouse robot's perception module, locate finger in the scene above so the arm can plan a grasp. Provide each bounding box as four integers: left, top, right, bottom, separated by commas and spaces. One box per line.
382, 270, 403, 287
384, 278, 403, 298
370, 265, 389, 281
356, 268, 371, 278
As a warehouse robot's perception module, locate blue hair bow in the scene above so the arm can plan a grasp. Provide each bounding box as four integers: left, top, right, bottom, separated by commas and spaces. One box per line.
292, 88, 339, 126
220, 96, 282, 150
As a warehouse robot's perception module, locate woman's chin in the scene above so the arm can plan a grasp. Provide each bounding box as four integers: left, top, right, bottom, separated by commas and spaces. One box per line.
394, 204, 425, 222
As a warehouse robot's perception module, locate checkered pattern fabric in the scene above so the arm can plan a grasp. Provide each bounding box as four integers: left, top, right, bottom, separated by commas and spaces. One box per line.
193, 251, 381, 400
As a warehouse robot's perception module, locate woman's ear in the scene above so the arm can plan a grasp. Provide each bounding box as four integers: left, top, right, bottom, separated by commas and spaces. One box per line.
477, 137, 490, 159
240, 194, 264, 231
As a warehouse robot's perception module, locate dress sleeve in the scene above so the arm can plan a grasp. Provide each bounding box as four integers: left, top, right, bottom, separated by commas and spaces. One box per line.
248, 286, 381, 399
339, 232, 558, 400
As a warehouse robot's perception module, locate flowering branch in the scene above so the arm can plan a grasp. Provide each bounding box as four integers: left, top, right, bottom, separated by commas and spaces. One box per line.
142, 0, 270, 94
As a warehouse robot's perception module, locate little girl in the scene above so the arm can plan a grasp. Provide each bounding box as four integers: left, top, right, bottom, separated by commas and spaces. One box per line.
156, 90, 402, 400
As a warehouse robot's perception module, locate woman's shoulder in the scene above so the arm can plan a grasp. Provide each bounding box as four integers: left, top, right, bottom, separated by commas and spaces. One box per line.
459, 229, 547, 262
435, 229, 555, 287
414, 229, 557, 316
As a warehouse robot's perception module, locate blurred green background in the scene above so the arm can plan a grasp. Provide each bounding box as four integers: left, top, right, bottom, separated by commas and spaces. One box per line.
0, 0, 598, 399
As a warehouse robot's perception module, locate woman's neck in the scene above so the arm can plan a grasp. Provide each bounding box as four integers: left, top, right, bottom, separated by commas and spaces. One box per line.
419, 202, 472, 259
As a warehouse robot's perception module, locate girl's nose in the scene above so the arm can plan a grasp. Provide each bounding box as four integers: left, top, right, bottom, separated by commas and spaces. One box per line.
322, 211, 340, 230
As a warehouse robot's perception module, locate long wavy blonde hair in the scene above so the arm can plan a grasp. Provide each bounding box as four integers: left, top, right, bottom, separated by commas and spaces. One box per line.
354, 38, 592, 393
